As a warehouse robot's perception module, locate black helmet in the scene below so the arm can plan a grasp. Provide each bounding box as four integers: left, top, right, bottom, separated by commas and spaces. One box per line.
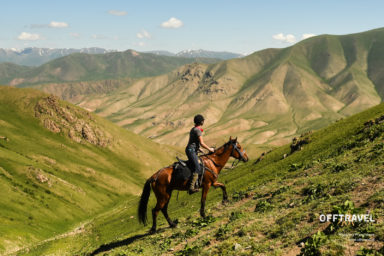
194, 114, 204, 125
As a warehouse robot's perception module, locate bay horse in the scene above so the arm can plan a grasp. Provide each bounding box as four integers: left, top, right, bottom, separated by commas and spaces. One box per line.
138, 137, 248, 233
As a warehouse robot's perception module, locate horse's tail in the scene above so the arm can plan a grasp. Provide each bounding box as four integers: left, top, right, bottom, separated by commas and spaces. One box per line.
138, 178, 152, 226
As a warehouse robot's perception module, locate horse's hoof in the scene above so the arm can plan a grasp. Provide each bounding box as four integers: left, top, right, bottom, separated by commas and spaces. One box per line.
170, 222, 177, 228
148, 228, 156, 234
222, 199, 229, 205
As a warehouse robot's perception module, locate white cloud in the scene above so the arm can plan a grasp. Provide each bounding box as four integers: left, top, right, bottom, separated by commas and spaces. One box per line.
272, 33, 296, 43
49, 21, 68, 28
302, 33, 316, 40
17, 32, 40, 41
108, 10, 127, 16
161, 17, 183, 29
136, 30, 151, 39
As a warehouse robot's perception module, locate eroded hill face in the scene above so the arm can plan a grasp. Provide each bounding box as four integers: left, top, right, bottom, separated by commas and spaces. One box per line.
34, 95, 112, 146
35, 28, 384, 151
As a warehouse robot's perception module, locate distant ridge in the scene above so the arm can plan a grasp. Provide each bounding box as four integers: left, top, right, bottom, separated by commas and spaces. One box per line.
144, 49, 244, 60
176, 49, 244, 59
0, 47, 114, 66
0, 47, 242, 67
0, 50, 219, 86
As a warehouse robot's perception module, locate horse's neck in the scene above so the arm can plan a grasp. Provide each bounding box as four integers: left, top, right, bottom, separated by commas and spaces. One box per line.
209, 145, 232, 174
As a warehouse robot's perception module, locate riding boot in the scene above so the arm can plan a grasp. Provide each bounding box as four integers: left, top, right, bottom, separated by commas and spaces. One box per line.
188, 173, 199, 194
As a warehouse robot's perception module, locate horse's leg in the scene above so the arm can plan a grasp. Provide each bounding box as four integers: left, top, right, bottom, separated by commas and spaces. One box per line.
213, 182, 229, 204
200, 183, 211, 218
150, 185, 168, 234
161, 190, 177, 228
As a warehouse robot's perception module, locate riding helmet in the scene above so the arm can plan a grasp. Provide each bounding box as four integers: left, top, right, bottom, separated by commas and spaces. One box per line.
194, 114, 205, 125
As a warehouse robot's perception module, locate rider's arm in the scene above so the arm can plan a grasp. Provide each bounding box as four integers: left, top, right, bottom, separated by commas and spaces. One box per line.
199, 136, 214, 153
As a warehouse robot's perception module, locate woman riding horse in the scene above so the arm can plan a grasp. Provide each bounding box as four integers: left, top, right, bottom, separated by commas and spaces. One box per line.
138, 135, 248, 234
186, 114, 215, 194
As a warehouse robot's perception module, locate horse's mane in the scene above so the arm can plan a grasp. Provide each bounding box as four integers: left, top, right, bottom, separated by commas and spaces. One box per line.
201, 140, 232, 158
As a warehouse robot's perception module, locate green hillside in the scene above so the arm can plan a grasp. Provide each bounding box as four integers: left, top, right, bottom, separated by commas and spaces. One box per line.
41, 28, 384, 153
14, 91, 384, 256
0, 50, 218, 87
0, 87, 177, 255
0, 63, 32, 85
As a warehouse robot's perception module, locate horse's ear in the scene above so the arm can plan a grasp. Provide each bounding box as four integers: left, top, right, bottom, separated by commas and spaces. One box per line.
229, 136, 232, 141
234, 137, 238, 142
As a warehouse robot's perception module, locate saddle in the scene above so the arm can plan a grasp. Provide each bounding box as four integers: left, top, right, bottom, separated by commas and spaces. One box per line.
172, 157, 204, 187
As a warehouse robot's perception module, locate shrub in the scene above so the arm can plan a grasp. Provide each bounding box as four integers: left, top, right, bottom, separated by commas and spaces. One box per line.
191, 216, 216, 227
288, 162, 303, 172
215, 224, 231, 240
302, 184, 330, 203
185, 228, 199, 238
254, 200, 273, 213
232, 190, 250, 201
299, 231, 327, 256
356, 247, 383, 256
229, 211, 244, 222
175, 244, 200, 256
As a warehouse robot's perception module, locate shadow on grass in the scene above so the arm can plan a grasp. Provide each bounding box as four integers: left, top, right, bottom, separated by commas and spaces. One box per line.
89, 228, 167, 255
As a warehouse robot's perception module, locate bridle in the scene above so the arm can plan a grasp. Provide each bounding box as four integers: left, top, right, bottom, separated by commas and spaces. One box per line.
230, 140, 247, 168
200, 140, 247, 169
231, 141, 247, 161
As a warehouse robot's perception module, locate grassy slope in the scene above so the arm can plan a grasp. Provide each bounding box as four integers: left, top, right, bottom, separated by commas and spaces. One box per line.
0, 87, 178, 255
18, 101, 384, 255
0, 63, 32, 84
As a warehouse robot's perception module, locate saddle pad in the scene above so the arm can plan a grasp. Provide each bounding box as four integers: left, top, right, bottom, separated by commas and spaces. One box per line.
172, 162, 203, 182
172, 163, 192, 181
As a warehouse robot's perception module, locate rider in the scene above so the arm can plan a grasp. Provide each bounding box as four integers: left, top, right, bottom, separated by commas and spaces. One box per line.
186, 114, 215, 194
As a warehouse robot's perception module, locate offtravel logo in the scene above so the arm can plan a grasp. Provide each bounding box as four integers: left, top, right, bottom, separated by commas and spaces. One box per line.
319, 214, 375, 224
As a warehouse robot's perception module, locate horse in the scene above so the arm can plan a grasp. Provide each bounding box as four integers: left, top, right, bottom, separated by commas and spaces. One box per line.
138, 137, 249, 233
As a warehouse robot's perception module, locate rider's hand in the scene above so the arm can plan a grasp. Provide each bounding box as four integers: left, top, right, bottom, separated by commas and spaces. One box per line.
209, 147, 215, 153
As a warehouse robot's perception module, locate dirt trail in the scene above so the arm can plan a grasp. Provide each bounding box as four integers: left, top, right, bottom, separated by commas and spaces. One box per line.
5, 221, 88, 256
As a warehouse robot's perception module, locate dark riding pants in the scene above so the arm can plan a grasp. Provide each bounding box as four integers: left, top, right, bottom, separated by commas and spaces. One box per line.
185, 146, 200, 174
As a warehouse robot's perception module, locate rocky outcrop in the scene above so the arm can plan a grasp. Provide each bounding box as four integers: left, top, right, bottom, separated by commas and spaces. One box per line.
290, 131, 312, 154
34, 95, 111, 147
178, 64, 205, 83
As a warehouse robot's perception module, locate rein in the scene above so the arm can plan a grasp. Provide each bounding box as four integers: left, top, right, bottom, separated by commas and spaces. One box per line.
200, 140, 247, 172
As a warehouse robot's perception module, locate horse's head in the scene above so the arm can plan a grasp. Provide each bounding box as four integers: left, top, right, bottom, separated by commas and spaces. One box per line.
228, 137, 249, 162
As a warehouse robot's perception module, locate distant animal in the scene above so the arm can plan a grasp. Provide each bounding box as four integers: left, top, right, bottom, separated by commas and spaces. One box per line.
0, 136, 9, 141
138, 137, 248, 233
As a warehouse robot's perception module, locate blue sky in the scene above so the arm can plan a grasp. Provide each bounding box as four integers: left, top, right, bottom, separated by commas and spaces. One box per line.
1, 0, 383, 54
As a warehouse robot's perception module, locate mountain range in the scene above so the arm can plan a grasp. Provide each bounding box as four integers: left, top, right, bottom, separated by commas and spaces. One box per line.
145, 49, 245, 59
0, 47, 113, 66
34, 28, 384, 152
0, 50, 219, 87
0, 47, 243, 67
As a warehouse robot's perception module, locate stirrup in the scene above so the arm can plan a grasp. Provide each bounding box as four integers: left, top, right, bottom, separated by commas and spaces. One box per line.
188, 187, 200, 194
